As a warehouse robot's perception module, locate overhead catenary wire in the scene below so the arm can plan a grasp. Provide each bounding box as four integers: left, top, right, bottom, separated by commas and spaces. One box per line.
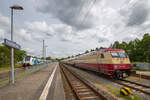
77, 0, 93, 19
70, 0, 97, 35
80, 0, 97, 27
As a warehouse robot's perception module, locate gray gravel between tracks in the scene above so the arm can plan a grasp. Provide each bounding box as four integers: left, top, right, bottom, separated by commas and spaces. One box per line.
127, 76, 150, 86
66, 65, 150, 100
65, 65, 119, 100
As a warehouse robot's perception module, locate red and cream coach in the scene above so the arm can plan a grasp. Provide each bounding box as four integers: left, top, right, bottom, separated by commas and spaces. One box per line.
64, 48, 132, 79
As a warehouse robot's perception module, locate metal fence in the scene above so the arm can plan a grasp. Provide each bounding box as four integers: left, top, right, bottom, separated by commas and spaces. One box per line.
135, 63, 150, 70
0, 62, 52, 87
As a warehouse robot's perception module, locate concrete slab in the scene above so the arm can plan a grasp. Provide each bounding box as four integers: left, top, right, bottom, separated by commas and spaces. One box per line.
46, 64, 65, 100
0, 63, 55, 100
136, 71, 150, 76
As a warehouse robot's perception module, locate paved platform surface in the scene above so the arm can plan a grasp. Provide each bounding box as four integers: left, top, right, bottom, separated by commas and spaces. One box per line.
0, 62, 65, 100
136, 71, 150, 76
46, 64, 65, 100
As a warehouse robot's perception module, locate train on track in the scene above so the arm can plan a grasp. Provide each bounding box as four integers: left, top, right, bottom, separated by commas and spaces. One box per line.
63, 48, 132, 79
23, 56, 41, 67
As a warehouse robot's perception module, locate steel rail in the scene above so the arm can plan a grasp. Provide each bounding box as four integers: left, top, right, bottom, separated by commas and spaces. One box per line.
111, 80, 150, 95
132, 74, 150, 80
121, 79, 150, 88
97, 75, 150, 96
66, 64, 150, 96
60, 63, 108, 100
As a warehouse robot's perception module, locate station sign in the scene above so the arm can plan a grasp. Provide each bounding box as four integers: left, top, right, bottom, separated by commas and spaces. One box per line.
4, 38, 21, 49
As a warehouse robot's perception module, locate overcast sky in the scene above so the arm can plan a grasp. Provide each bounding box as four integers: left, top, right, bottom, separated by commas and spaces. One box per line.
0, 0, 150, 58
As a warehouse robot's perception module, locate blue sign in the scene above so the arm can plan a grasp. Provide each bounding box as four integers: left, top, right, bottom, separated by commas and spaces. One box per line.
4, 39, 21, 49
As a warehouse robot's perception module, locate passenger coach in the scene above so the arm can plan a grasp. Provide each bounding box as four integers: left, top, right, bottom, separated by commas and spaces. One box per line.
65, 49, 132, 79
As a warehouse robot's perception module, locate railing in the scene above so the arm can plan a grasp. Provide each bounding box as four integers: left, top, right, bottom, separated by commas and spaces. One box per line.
0, 62, 52, 87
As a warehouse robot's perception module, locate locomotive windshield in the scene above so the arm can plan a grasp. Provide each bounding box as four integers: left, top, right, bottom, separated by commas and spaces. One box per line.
110, 52, 127, 58
118, 52, 127, 58
25, 56, 31, 61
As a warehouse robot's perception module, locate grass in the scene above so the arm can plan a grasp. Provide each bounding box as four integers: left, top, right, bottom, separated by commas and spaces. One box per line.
16, 65, 45, 79
0, 64, 48, 87
0, 79, 9, 87
123, 95, 141, 100
68, 66, 143, 100
104, 84, 142, 100
0, 64, 22, 72
132, 69, 150, 72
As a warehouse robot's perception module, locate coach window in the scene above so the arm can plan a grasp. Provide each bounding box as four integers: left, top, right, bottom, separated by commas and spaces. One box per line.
101, 54, 104, 58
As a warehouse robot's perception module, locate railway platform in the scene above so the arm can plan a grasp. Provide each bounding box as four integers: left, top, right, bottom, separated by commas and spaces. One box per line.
136, 71, 150, 76
1, 62, 150, 100
0, 62, 65, 100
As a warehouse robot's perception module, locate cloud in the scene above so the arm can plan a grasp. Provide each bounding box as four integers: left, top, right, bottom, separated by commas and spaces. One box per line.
119, 0, 150, 26
24, 21, 55, 40
25, 21, 55, 36
14, 21, 56, 41
48, 50, 77, 58
127, 0, 149, 26
0, 29, 4, 40
0, 14, 9, 27
16, 29, 32, 41
1, 0, 150, 58
24, 48, 35, 55
53, 24, 75, 41
0, 14, 10, 40
36, 0, 102, 30
48, 51, 67, 58
35, 0, 120, 45
122, 34, 139, 42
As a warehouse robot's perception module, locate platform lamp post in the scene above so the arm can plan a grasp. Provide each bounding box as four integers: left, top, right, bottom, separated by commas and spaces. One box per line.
45, 46, 48, 63
10, 5, 23, 84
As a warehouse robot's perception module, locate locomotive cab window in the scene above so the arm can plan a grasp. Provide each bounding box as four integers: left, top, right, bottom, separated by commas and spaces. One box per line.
101, 54, 104, 58
25, 56, 31, 61
110, 52, 127, 58
110, 52, 119, 58
118, 52, 127, 58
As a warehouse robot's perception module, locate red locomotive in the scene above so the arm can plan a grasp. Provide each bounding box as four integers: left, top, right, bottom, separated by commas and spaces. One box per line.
64, 49, 132, 79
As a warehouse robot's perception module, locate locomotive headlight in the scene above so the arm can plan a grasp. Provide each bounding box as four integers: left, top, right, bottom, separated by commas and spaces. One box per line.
114, 65, 118, 68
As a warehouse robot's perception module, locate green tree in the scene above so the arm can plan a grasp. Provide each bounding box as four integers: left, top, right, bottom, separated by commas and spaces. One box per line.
15, 49, 26, 63
46, 56, 52, 60
85, 50, 89, 54
112, 41, 120, 49
0, 46, 11, 65
111, 33, 150, 62
0, 45, 26, 66
95, 47, 99, 51
90, 49, 94, 52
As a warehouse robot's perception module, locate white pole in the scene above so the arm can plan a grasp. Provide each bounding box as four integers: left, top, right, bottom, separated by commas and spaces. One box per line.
43, 40, 44, 63
11, 8, 15, 84
45, 46, 47, 63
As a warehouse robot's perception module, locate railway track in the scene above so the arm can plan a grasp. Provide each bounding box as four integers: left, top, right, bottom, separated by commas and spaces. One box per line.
114, 79, 150, 95
86, 71, 150, 96
60, 63, 108, 100
121, 79, 150, 89
66, 64, 150, 96
131, 74, 150, 80
89, 71, 150, 96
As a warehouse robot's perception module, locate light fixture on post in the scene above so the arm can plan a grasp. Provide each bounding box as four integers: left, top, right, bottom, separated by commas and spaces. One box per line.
10, 5, 23, 84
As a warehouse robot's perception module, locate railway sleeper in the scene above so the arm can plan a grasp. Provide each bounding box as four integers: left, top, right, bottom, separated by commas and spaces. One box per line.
61, 64, 108, 100
76, 89, 91, 92
80, 94, 97, 98
74, 86, 86, 89
81, 96, 100, 100
78, 92, 95, 95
